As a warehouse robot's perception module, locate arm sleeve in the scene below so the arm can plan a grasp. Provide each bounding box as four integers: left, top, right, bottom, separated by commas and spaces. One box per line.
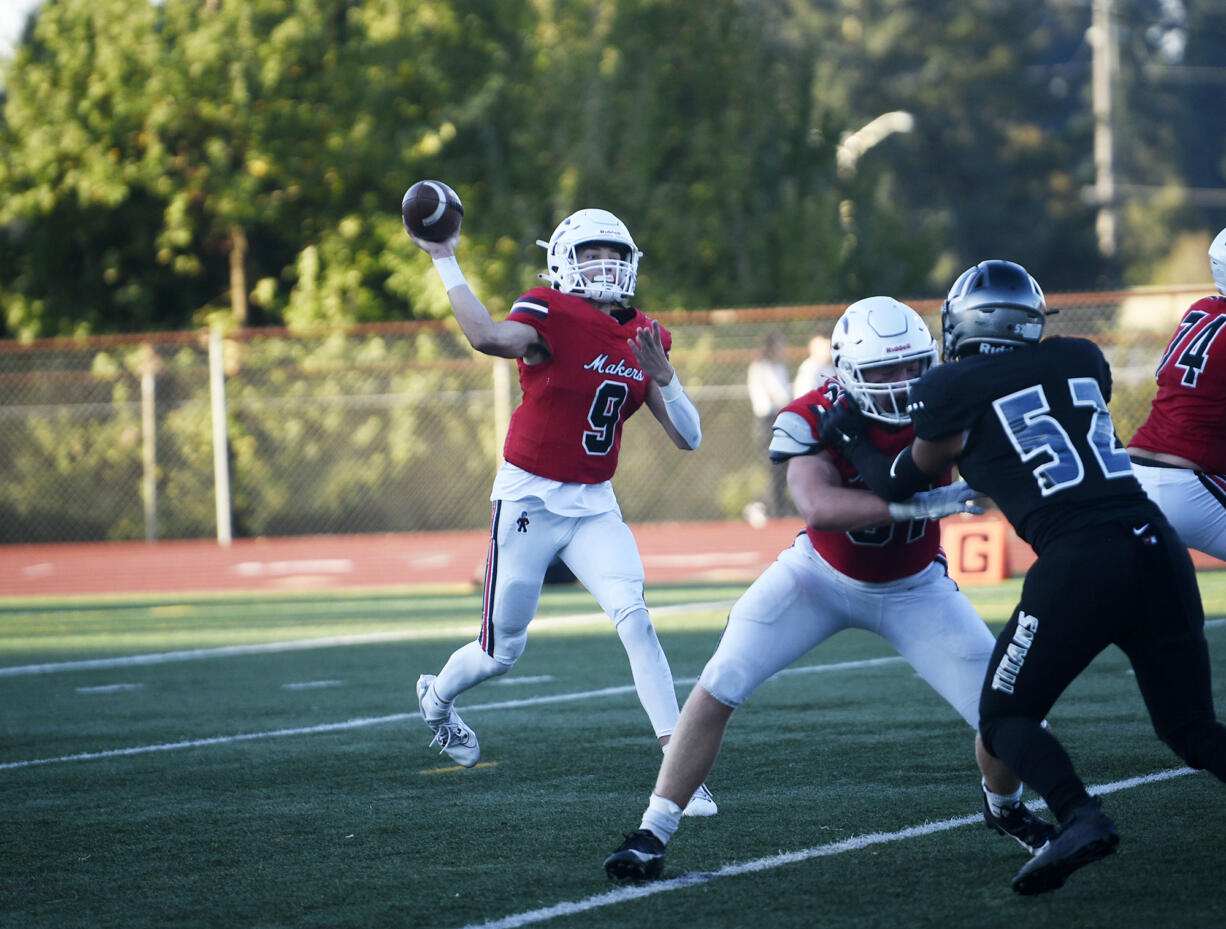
842, 442, 932, 502
659, 375, 702, 449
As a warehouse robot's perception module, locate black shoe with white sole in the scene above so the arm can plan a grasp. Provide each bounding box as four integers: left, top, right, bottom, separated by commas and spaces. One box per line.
604, 829, 666, 882
982, 787, 1057, 855
1011, 798, 1119, 895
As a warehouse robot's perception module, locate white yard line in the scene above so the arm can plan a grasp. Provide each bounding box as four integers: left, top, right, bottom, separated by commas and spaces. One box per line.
456, 767, 1197, 929
3, 616, 1222, 771
4, 606, 1219, 928
0, 601, 738, 678
6, 612, 1220, 679
0, 656, 901, 771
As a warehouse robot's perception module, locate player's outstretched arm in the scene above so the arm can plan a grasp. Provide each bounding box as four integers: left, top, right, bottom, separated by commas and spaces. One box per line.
815, 396, 961, 501
411, 231, 545, 362
787, 453, 897, 532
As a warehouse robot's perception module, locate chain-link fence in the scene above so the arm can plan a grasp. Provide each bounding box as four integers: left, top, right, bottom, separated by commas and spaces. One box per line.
0, 286, 1206, 544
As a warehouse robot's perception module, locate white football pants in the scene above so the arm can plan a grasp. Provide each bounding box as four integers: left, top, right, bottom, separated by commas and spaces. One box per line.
1133, 462, 1226, 561
699, 532, 996, 728
432, 497, 681, 738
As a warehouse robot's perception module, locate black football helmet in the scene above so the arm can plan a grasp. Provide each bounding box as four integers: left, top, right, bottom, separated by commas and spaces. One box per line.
941, 260, 1047, 361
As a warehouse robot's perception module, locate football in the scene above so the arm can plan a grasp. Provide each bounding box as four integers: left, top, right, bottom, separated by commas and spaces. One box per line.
401, 180, 464, 242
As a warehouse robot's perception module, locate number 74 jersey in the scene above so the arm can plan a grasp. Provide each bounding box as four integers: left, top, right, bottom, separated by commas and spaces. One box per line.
501, 287, 670, 484
908, 336, 1153, 553
1129, 296, 1226, 473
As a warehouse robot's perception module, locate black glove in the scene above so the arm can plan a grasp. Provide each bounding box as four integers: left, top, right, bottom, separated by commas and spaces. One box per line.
816, 391, 867, 455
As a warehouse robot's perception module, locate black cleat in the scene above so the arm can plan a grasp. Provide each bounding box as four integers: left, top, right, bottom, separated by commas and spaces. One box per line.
983, 787, 1057, 855
604, 829, 666, 882
1011, 798, 1119, 895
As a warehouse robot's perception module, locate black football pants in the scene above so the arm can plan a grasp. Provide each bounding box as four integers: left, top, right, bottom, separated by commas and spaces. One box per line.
978, 516, 1226, 823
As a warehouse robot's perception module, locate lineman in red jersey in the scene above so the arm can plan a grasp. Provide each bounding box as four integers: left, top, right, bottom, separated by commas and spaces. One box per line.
1127, 227, 1226, 560
604, 298, 1053, 882
408, 207, 715, 815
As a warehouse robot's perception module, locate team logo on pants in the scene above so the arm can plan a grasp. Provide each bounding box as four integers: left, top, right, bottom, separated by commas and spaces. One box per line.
991, 611, 1039, 694
516, 512, 530, 533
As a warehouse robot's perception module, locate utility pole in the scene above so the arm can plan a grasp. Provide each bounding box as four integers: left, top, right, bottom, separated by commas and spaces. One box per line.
1091, 0, 1117, 258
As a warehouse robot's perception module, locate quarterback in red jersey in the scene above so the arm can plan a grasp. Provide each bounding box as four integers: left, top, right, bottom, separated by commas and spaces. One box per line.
605, 297, 1053, 882
407, 206, 715, 815
1127, 226, 1226, 560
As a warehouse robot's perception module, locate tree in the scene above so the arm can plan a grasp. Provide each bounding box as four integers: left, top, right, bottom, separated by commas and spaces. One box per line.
0, 0, 526, 337
2, 0, 1223, 338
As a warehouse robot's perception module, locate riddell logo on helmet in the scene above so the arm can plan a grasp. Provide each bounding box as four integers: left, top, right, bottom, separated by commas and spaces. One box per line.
885, 343, 912, 353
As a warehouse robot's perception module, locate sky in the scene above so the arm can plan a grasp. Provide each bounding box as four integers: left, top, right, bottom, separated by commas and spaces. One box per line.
0, 0, 40, 59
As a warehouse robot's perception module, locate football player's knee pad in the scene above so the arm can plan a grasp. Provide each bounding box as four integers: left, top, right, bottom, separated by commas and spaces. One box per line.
610, 603, 653, 633
977, 714, 1024, 760
1159, 719, 1226, 778
697, 653, 756, 709
488, 631, 527, 669
613, 607, 661, 650
977, 713, 1046, 762
977, 716, 1003, 759
600, 581, 649, 628
488, 651, 517, 674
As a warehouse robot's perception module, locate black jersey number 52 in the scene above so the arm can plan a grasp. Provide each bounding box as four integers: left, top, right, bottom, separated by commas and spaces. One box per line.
993, 377, 1132, 497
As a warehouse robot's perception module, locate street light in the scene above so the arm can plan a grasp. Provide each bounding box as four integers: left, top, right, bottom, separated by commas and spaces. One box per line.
837, 111, 915, 180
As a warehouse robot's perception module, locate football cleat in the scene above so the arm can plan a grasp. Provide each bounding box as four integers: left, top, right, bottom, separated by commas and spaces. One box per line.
416, 674, 480, 768
1011, 797, 1119, 895
982, 786, 1056, 855
604, 829, 666, 882
682, 782, 718, 817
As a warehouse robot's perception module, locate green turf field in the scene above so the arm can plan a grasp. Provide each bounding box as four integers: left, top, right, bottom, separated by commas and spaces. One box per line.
4, 574, 1226, 929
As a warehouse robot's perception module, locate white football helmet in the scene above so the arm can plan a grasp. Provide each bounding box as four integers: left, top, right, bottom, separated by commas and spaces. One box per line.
536, 209, 642, 304
831, 296, 937, 425
1210, 226, 1226, 295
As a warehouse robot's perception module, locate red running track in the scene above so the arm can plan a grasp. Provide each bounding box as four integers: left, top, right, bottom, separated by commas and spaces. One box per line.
0, 520, 803, 598
2, 518, 1219, 598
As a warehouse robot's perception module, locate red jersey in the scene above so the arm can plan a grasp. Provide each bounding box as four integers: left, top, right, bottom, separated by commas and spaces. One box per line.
501, 287, 669, 484
1129, 296, 1226, 473
776, 378, 950, 583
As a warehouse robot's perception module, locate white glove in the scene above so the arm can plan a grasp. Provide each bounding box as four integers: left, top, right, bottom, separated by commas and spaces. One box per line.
887, 480, 985, 522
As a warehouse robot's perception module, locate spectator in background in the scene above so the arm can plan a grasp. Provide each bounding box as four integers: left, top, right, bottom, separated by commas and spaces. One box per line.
745, 331, 793, 525
1126, 226, 1226, 561
793, 331, 835, 398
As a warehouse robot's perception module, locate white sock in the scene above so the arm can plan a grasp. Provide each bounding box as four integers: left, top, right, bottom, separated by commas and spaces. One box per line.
419, 679, 449, 719
983, 778, 1023, 816
640, 793, 683, 845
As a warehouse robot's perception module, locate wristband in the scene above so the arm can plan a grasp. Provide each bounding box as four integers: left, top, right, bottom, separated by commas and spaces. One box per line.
886, 500, 917, 522
659, 374, 685, 402
432, 256, 467, 292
